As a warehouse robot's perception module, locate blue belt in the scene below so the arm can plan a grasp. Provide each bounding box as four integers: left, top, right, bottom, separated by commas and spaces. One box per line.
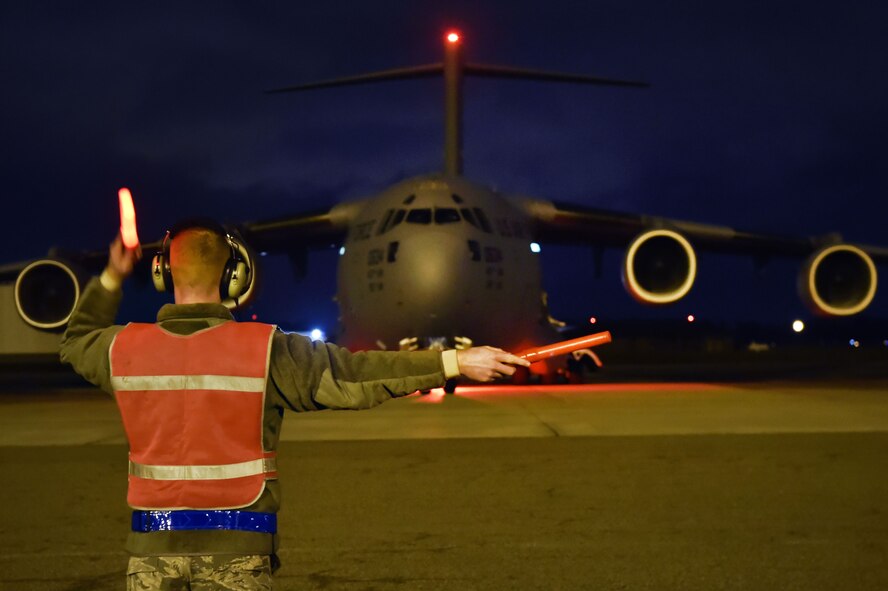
131, 510, 277, 534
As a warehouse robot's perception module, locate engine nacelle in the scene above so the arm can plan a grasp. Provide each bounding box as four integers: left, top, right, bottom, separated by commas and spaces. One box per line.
622, 229, 697, 305
799, 244, 877, 316
14, 259, 82, 330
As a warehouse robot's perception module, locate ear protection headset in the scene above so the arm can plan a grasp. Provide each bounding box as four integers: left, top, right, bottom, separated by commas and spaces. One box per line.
151, 219, 252, 305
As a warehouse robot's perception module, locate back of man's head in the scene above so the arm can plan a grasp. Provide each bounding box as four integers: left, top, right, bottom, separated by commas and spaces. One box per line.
169, 224, 230, 303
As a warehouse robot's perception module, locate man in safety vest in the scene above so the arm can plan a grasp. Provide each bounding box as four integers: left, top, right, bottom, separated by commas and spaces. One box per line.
60, 220, 530, 590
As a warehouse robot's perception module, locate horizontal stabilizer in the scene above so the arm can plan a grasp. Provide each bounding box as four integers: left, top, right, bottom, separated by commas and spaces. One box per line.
464, 63, 649, 88
266, 64, 443, 94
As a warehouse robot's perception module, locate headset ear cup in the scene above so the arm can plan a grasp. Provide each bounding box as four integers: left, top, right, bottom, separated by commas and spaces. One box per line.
220, 236, 252, 304
228, 260, 247, 299
163, 257, 173, 291
153, 231, 173, 293
152, 254, 170, 292
219, 260, 233, 300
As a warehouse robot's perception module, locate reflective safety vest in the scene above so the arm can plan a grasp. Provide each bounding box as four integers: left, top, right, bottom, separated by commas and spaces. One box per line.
110, 321, 277, 511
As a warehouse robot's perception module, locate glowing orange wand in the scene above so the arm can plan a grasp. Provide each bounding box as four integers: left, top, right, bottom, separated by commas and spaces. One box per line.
118, 187, 140, 248
517, 331, 612, 363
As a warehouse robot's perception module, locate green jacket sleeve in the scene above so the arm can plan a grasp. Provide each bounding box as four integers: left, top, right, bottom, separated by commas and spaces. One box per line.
269, 331, 446, 411
59, 277, 124, 394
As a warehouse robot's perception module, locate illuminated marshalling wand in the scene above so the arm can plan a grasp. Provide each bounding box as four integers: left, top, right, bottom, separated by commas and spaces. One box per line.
266, 31, 648, 176
517, 331, 612, 364
118, 188, 140, 249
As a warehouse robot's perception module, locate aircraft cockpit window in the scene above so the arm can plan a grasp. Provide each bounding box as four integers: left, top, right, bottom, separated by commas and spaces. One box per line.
378, 209, 406, 234
460, 208, 479, 228
434, 208, 461, 224
451, 193, 464, 204
406, 208, 432, 224
403, 194, 416, 204
473, 208, 493, 233
376, 209, 394, 235
392, 209, 406, 227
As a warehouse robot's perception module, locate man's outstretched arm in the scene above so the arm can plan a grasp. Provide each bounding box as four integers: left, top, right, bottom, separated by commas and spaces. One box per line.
270, 333, 531, 411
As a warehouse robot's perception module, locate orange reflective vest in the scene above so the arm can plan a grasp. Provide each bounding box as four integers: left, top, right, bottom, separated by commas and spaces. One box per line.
110, 321, 277, 510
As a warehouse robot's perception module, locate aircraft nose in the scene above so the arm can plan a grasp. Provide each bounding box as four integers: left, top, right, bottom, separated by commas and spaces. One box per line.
399, 230, 469, 292
394, 230, 474, 320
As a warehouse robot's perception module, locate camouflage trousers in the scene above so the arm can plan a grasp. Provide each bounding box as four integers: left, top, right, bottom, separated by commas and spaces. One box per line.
126, 554, 273, 590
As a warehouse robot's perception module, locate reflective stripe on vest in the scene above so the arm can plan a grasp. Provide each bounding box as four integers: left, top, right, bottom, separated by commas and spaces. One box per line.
129, 457, 278, 480
111, 375, 266, 393
110, 321, 277, 511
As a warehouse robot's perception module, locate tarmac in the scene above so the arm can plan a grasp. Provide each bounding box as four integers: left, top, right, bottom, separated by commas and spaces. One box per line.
1, 371, 887, 590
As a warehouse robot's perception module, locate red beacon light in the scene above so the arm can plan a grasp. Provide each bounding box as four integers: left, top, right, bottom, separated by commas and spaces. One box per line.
446, 31, 460, 44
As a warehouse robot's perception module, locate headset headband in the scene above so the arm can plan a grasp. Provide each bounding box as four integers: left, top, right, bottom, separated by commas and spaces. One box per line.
152, 218, 253, 307
167, 217, 231, 240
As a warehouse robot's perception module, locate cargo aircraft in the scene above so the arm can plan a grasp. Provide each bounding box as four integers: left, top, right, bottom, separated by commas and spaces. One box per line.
3, 31, 887, 381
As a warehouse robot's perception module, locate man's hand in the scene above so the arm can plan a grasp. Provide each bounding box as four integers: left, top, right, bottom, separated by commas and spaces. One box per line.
105, 233, 142, 284
456, 346, 531, 382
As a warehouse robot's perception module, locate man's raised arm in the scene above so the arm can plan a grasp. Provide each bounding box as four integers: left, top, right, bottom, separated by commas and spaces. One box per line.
60, 234, 141, 393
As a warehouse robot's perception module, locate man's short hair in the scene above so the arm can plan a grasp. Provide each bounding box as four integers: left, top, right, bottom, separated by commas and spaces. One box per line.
168, 219, 231, 293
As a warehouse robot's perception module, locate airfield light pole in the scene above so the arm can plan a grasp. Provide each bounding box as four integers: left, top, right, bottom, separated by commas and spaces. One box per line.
444, 31, 464, 176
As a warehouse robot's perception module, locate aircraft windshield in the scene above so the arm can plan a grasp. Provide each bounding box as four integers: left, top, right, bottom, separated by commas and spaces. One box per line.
376, 206, 492, 231
406, 209, 432, 224
434, 208, 461, 224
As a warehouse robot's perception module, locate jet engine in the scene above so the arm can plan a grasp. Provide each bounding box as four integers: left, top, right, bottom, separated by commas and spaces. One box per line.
14, 259, 82, 330
622, 229, 697, 304
799, 244, 877, 316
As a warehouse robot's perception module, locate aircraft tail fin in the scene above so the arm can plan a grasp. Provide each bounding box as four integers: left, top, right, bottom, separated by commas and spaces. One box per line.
267, 34, 648, 177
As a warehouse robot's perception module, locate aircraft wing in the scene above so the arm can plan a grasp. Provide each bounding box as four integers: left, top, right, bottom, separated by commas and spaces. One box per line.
0, 247, 112, 283
233, 201, 359, 284
235, 202, 356, 253
0, 201, 350, 284
521, 197, 887, 315
1, 201, 358, 341
522, 198, 888, 261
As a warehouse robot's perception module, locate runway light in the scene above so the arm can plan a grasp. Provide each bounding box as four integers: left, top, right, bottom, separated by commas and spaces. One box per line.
792, 320, 805, 333
310, 328, 324, 341
446, 31, 460, 43
884, 340, 888, 347
530, 242, 541, 253
339, 246, 346, 256
849, 339, 860, 348
687, 314, 695, 323
589, 316, 597, 325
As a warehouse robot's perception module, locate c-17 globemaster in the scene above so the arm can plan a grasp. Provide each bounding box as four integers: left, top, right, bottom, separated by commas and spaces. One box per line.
3, 31, 886, 384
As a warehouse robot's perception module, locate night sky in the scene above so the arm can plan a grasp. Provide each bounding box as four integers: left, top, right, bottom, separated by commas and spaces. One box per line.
2, 2, 887, 335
